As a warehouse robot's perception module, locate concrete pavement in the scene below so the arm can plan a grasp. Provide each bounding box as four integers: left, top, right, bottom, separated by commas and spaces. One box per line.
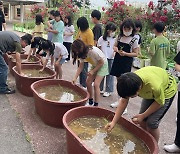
0, 95, 33, 154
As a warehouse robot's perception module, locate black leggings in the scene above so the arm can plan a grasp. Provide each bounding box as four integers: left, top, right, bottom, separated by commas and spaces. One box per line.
63, 42, 72, 61
175, 91, 180, 147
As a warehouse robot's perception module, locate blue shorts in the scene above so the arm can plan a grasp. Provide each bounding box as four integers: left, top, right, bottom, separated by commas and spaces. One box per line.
56, 58, 66, 65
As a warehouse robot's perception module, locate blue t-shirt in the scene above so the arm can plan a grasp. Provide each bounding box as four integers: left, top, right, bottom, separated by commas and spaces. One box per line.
51, 20, 64, 43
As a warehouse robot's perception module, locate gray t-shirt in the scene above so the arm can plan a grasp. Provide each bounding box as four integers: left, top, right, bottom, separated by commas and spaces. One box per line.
0, 31, 21, 54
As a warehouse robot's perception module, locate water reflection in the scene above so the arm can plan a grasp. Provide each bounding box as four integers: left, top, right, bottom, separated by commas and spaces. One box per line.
69, 116, 150, 154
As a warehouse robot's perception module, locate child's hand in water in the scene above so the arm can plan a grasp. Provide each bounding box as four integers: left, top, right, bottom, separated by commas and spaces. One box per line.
105, 122, 115, 132
22, 59, 28, 63
39, 69, 44, 72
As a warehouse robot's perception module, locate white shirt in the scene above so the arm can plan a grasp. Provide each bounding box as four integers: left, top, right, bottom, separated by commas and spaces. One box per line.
63, 25, 75, 43
80, 46, 107, 67
97, 36, 116, 59
134, 34, 141, 47
53, 42, 68, 59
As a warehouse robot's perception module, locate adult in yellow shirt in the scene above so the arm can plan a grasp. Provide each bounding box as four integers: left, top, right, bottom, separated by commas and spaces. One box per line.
76, 17, 94, 88
105, 66, 177, 143
32, 14, 44, 38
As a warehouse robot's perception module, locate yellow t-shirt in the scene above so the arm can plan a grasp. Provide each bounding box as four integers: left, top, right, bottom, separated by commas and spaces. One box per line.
135, 66, 177, 105
76, 28, 94, 46
33, 23, 44, 37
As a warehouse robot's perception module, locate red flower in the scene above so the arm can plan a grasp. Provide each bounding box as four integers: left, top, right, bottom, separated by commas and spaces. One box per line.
163, 9, 168, 15
148, 1, 154, 10
152, 18, 157, 23
172, 3, 176, 9
109, 17, 113, 21
119, 1, 125, 6
113, 2, 118, 9
160, 16, 168, 22
106, 11, 110, 15
102, 7, 105, 11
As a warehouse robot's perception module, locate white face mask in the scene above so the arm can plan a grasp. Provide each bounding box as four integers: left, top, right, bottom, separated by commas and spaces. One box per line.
123, 30, 132, 37
110, 32, 115, 37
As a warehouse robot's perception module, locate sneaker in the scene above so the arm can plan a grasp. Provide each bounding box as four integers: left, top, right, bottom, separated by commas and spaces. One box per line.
85, 102, 94, 106
82, 87, 87, 91
123, 108, 128, 115
0, 88, 15, 94
164, 144, 180, 153
110, 101, 119, 108
93, 102, 98, 106
100, 91, 104, 94
110, 101, 127, 115
103, 92, 111, 97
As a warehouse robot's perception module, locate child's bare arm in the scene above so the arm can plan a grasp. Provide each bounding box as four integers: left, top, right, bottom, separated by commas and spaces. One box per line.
72, 61, 84, 84
133, 101, 161, 124
105, 98, 129, 132
175, 63, 180, 72
56, 55, 63, 63
120, 47, 139, 57
40, 59, 48, 72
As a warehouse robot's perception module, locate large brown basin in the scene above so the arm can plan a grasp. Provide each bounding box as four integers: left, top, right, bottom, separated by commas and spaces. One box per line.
63, 107, 159, 154
13, 64, 56, 97
31, 79, 89, 128
9, 54, 41, 75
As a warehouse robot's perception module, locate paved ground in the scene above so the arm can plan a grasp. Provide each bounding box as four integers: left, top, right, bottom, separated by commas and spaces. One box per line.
0, 95, 33, 154
0, 25, 178, 154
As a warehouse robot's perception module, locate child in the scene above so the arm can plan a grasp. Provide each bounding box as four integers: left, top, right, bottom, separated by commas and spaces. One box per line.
41, 40, 68, 79
72, 39, 108, 106
63, 16, 75, 61
91, 10, 102, 46
76, 17, 94, 88
134, 20, 143, 53
47, 11, 64, 43
105, 66, 177, 143
110, 19, 139, 108
47, 10, 55, 41
32, 14, 44, 38
148, 22, 170, 69
164, 41, 180, 153
98, 22, 117, 97
26, 37, 46, 61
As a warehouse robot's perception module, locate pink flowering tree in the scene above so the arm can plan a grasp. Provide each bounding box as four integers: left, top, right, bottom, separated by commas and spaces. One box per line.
102, 1, 143, 27
59, 1, 79, 21
145, 0, 180, 31
30, 4, 49, 19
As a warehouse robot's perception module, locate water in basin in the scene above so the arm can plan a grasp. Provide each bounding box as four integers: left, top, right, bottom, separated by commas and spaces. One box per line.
37, 85, 82, 102
69, 116, 150, 154
22, 69, 50, 77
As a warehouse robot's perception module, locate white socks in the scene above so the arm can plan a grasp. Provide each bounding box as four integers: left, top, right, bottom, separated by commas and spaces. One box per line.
164, 144, 180, 153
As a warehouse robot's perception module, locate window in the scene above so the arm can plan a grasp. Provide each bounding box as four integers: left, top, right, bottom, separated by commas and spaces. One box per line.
4, 7, 8, 16
17, 8, 20, 17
